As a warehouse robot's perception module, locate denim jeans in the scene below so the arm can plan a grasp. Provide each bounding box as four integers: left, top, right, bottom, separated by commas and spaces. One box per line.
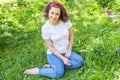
39, 52, 84, 79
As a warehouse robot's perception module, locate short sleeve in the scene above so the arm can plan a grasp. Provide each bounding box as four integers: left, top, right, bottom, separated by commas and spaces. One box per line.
66, 20, 72, 28
42, 27, 50, 39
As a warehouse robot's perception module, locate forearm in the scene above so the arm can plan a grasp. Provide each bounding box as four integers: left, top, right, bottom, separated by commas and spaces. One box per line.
49, 47, 65, 60
45, 39, 65, 60
49, 47, 71, 66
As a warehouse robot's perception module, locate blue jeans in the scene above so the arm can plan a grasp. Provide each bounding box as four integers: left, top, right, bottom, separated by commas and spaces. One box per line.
39, 52, 84, 79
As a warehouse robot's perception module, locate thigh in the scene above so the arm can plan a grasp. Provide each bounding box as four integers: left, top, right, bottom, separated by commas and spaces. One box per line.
47, 54, 64, 70
65, 52, 84, 69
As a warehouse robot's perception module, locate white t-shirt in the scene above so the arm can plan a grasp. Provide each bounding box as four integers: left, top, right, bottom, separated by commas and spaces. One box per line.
42, 20, 72, 54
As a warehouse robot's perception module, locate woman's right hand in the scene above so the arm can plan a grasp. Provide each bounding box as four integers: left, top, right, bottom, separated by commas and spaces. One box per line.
62, 57, 71, 66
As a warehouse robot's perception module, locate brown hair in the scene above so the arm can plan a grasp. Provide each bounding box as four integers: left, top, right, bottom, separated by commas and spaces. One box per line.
44, 2, 69, 22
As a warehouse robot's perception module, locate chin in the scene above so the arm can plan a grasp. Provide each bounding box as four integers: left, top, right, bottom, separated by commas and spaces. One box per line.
51, 20, 57, 23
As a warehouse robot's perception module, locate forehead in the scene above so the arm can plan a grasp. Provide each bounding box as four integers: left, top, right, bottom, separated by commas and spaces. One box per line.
49, 7, 60, 13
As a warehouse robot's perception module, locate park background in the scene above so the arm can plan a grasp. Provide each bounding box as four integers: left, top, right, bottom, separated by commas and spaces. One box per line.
0, 0, 120, 80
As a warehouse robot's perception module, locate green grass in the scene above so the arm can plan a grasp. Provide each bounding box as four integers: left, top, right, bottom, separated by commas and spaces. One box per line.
0, 0, 120, 80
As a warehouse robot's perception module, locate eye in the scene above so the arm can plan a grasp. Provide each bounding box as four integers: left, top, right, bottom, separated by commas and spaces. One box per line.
51, 12, 54, 14
56, 13, 60, 16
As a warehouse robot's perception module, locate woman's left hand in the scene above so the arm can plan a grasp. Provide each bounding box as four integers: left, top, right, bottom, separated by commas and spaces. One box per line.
65, 50, 71, 58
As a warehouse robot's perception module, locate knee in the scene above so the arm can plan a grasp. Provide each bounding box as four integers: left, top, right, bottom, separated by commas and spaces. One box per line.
52, 70, 64, 79
78, 58, 84, 67
56, 71, 64, 78
74, 57, 84, 68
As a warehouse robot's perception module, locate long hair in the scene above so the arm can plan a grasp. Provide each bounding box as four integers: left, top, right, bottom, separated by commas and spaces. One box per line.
44, 2, 69, 22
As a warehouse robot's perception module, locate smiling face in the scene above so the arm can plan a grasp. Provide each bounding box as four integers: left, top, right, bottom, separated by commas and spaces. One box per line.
48, 7, 61, 25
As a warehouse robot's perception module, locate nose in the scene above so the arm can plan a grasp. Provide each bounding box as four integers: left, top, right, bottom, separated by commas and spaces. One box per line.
53, 14, 56, 18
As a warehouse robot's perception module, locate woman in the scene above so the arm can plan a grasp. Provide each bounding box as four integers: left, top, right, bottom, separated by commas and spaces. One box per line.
24, 2, 84, 79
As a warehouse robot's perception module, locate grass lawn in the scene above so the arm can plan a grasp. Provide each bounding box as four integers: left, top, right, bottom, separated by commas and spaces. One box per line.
0, 0, 120, 80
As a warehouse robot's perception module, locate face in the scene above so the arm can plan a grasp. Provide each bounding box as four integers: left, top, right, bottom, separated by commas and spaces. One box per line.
48, 7, 61, 24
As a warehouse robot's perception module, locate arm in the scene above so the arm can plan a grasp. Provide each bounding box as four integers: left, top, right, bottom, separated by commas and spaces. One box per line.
65, 27, 74, 58
44, 39, 71, 66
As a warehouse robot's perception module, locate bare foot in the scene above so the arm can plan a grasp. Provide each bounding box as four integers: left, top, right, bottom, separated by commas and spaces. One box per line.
24, 67, 39, 75
43, 64, 50, 68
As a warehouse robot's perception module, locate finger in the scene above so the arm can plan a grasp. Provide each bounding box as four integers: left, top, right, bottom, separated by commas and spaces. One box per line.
67, 60, 71, 65
68, 59, 71, 63
64, 61, 70, 66
67, 62, 71, 66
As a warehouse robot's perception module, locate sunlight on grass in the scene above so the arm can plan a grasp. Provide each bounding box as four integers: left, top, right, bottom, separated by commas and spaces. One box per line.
92, 38, 103, 44
1, 0, 120, 80
86, 44, 93, 51
114, 69, 120, 80
0, 0, 16, 4
73, 28, 79, 32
